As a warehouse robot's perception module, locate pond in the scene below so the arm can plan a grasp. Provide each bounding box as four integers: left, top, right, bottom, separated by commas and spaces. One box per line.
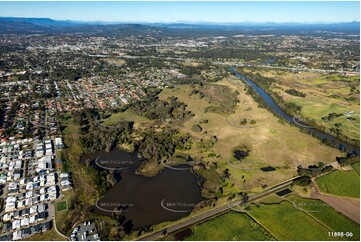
82, 148, 204, 230
233, 149, 249, 160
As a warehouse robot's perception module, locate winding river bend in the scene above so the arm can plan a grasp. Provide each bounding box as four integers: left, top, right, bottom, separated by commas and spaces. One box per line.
231, 67, 359, 155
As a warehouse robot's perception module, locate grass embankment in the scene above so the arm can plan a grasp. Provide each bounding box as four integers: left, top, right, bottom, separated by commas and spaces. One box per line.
54, 112, 101, 235
158, 79, 342, 194
246, 201, 337, 241
288, 195, 360, 241
22, 228, 67, 241
352, 162, 360, 175
185, 212, 275, 241
248, 69, 360, 141
316, 170, 360, 198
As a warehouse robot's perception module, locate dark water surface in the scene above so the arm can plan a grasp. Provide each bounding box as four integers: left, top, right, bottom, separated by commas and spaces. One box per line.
83, 149, 203, 229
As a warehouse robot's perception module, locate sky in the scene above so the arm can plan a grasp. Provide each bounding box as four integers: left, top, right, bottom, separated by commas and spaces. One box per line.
0, 1, 359, 23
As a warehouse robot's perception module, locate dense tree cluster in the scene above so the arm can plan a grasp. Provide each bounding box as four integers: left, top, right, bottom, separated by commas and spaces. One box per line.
193, 84, 239, 114
72, 109, 134, 153
137, 129, 190, 163
285, 88, 306, 97
336, 152, 359, 167
321, 112, 343, 122
131, 96, 194, 120
296, 162, 333, 177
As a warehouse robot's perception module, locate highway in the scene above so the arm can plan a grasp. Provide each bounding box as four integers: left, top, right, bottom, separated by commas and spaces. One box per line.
137, 176, 298, 241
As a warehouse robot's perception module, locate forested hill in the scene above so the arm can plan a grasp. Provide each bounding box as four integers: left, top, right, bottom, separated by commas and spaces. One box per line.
0, 17, 359, 35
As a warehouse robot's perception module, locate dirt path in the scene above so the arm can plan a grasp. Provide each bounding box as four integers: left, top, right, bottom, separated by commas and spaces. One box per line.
310, 180, 360, 223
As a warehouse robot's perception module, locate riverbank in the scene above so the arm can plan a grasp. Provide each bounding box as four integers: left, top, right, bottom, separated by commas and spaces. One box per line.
234, 67, 360, 151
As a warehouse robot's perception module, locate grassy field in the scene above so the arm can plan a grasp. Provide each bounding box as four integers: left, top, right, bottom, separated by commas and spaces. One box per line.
104, 57, 126, 66
246, 201, 337, 241
246, 69, 360, 141
186, 212, 275, 241
316, 170, 360, 198
103, 109, 149, 125
287, 195, 360, 241
158, 79, 343, 193
56, 201, 68, 212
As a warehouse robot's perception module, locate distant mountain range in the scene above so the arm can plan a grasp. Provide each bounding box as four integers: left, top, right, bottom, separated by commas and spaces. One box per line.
0, 17, 359, 34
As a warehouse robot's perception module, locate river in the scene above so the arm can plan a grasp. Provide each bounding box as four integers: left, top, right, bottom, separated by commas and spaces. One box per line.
231, 67, 359, 155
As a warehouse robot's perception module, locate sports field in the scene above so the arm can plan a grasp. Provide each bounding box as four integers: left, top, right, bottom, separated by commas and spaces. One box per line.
56, 201, 68, 212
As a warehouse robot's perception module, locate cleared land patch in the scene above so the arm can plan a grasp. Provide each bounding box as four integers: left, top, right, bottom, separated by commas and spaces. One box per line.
104, 57, 126, 66
186, 211, 275, 241
103, 109, 149, 125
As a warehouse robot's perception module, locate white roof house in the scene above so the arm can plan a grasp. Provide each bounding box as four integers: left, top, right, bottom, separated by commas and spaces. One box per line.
6, 196, 17, 202
38, 204, 45, 213
61, 180, 71, 187
12, 220, 21, 230
30, 215, 36, 224
17, 200, 25, 209
2, 213, 12, 222
15, 160, 22, 169
20, 217, 29, 227
60, 173, 69, 178
40, 187, 46, 194
36, 156, 53, 172
12, 230, 22, 240
26, 182, 33, 190
36, 150, 44, 158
